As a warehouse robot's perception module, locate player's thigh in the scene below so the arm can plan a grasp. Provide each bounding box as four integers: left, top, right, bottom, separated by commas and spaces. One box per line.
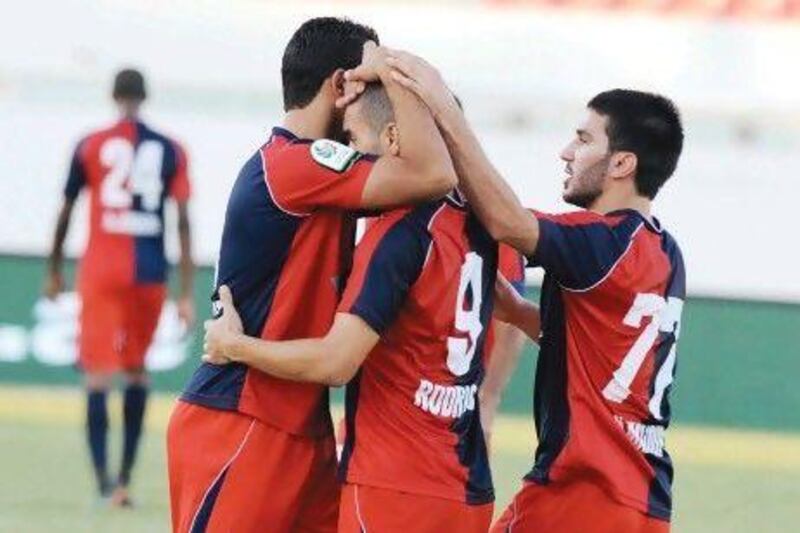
205, 420, 331, 532
79, 285, 125, 372
339, 484, 492, 533
121, 284, 166, 370
166, 402, 257, 533
292, 435, 340, 533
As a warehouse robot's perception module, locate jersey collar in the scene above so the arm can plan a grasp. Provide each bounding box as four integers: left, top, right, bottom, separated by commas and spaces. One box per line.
607, 208, 663, 234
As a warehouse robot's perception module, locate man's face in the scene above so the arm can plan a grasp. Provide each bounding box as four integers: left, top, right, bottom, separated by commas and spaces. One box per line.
559, 109, 611, 209
342, 100, 385, 156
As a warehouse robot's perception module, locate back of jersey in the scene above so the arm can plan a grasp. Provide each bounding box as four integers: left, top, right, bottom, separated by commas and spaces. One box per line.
525, 208, 685, 521
338, 194, 498, 505
65, 119, 190, 288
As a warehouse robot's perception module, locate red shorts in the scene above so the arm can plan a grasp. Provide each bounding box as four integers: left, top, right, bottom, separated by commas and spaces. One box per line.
339, 483, 493, 533
78, 283, 165, 373
167, 401, 339, 533
491, 480, 670, 533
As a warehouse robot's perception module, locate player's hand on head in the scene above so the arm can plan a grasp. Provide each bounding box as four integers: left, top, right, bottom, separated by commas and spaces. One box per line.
336, 42, 393, 108
336, 79, 366, 109
386, 51, 458, 119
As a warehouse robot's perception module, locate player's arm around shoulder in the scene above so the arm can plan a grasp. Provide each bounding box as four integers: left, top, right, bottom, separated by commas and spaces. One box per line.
202, 286, 379, 387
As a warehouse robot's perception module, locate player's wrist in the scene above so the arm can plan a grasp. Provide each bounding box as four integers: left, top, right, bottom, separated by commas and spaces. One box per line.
224, 333, 246, 363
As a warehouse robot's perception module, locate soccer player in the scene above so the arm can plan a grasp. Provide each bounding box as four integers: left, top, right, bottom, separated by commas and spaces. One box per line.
44, 68, 194, 506
166, 21, 457, 532
202, 82, 497, 532
382, 54, 686, 532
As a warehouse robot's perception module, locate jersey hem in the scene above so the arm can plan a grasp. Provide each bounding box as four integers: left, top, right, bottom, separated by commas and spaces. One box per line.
345, 474, 495, 506
179, 392, 240, 411
523, 466, 671, 522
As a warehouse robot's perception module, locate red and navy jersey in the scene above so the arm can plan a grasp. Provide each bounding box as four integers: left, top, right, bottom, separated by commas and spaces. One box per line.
498, 243, 526, 295
524, 209, 685, 521
338, 193, 498, 505
181, 128, 375, 438
64, 119, 190, 288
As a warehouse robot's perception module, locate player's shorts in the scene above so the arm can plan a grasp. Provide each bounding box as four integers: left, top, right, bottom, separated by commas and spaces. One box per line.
338, 483, 493, 533
78, 283, 165, 373
491, 479, 670, 533
167, 401, 339, 533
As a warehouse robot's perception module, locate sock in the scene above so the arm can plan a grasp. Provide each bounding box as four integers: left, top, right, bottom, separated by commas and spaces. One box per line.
119, 383, 148, 487
87, 390, 110, 495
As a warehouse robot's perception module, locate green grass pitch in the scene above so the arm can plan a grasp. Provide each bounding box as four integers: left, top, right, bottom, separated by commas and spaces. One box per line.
1, 386, 798, 532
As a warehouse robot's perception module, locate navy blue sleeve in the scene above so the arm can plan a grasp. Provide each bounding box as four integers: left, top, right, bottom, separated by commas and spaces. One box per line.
340, 212, 432, 335
528, 211, 643, 290
63, 143, 86, 200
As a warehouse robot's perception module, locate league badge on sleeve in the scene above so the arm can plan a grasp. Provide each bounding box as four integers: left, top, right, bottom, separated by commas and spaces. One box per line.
311, 139, 359, 173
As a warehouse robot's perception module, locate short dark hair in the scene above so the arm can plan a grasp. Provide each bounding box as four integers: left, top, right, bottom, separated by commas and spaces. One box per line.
113, 68, 146, 101
359, 83, 394, 133
588, 89, 683, 199
282, 17, 378, 111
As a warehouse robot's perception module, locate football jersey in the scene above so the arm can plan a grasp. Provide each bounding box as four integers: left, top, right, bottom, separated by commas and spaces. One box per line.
64, 119, 190, 288
181, 128, 375, 438
498, 243, 526, 295
525, 209, 685, 521
338, 193, 498, 505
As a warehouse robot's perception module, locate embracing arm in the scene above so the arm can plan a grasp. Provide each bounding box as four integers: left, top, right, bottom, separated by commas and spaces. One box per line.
226, 314, 377, 387
204, 287, 378, 387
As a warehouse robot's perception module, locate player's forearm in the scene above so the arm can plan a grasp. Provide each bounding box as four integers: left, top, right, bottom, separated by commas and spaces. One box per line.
177, 205, 194, 299
481, 322, 527, 403
48, 200, 74, 274
225, 334, 350, 387
378, 65, 456, 198
436, 110, 538, 256
503, 298, 541, 343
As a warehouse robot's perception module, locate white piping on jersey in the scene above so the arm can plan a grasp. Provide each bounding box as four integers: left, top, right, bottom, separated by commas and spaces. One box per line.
260, 146, 311, 218
188, 419, 256, 532
446, 188, 466, 207
423, 203, 448, 268
558, 222, 644, 294
355, 485, 368, 532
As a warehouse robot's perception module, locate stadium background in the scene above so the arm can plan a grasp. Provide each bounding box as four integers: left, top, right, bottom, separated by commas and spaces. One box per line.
1, 0, 798, 531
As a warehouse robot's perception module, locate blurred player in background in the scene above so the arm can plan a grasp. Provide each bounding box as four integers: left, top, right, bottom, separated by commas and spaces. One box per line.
44, 68, 194, 506
480, 244, 528, 451
203, 81, 496, 532
166, 21, 456, 532
378, 53, 686, 532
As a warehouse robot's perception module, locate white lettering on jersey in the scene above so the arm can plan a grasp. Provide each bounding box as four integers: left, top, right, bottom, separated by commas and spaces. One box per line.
99, 137, 165, 236
101, 211, 162, 236
614, 416, 666, 457
602, 293, 684, 419
413, 379, 478, 419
